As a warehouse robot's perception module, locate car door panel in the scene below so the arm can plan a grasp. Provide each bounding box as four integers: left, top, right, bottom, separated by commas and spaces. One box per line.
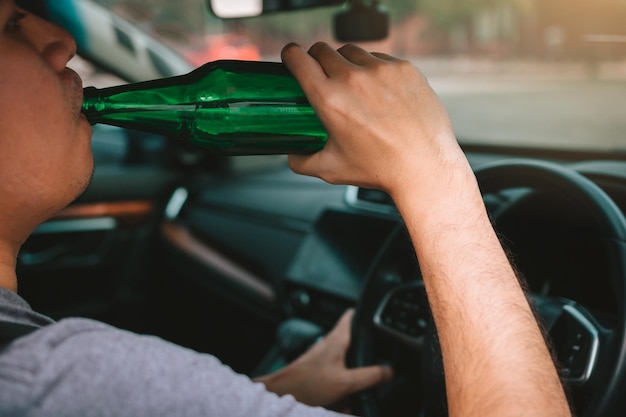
17, 160, 180, 332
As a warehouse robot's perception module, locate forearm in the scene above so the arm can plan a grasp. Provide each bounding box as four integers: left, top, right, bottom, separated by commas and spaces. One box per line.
281, 42, 570, 416
391, 160, 571, 417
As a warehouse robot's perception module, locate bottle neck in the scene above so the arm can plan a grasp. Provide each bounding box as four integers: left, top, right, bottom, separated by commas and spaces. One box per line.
82, 86, 102, 125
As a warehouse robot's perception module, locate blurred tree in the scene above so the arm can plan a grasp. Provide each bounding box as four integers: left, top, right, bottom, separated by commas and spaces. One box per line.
419, 0, 513, 29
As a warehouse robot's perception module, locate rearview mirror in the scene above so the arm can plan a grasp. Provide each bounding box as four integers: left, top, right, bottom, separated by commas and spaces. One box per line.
208, 0, 389, 42
209, 0, 344, 19
210, 0, 262, 18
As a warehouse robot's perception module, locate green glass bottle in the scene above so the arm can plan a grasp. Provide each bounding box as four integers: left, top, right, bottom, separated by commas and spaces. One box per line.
82, 60, 327, 155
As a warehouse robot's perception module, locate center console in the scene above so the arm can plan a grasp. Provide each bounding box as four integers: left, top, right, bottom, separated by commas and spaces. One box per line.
282, 209, 397, 328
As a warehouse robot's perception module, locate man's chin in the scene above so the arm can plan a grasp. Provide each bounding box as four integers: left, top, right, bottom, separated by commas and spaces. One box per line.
75, 160, 96, 201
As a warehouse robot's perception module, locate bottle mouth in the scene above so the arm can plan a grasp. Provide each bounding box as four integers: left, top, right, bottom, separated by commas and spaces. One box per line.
82, 86, 98, 104
81, 86, 100, 125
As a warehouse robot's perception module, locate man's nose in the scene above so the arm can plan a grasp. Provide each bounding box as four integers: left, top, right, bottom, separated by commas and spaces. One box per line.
26, 12, 78, 73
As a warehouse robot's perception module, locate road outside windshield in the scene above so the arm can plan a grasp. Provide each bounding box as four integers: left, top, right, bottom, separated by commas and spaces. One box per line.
97, 0, 626, 154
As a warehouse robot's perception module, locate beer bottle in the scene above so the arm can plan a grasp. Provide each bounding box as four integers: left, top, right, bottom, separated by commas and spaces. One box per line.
82, 60, 327, 155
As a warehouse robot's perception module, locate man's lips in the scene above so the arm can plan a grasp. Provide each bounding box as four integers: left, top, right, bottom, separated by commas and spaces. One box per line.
61, 67, 84, 114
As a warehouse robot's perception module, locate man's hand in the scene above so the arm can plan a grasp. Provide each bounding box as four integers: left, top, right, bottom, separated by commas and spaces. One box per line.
254, 309, 392, 408
281, 42, 467, 203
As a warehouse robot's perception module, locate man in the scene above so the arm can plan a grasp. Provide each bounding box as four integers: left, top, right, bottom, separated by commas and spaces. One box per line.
0, 1, 571, 416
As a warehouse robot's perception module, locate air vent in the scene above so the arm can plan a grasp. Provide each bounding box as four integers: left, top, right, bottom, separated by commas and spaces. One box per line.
344, 186, 398, 216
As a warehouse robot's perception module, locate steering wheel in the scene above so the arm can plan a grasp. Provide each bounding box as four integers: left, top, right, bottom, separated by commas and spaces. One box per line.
349, 159, 626, 417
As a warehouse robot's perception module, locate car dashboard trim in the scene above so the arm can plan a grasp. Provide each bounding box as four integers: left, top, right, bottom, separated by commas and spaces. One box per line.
160, 220, 276, 304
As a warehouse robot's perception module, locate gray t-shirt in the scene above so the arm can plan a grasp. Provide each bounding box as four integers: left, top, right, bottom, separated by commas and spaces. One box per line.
0, 288, 345, 417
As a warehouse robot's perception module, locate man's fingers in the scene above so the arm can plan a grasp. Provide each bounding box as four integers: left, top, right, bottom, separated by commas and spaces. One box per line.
336, 43, 379, 66
371, 51, 400, 62
335, 308, 355, 330
281, 43, 328, 98
306, 42, 356, 77
326, 308, 354, 346
347, 365, 394, 393
336, 45, 400, 67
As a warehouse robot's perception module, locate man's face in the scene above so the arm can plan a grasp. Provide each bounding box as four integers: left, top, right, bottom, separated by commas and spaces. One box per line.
0, 0, 93, 228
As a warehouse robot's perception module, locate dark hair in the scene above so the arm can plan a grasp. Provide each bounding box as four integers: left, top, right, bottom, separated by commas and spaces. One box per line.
15, 0, 49, 19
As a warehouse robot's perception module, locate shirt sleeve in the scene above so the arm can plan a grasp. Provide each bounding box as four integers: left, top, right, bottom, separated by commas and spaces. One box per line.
5, 318, 347, 417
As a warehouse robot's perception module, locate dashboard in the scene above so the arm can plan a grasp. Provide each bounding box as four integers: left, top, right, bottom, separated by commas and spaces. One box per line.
159, 150, 626, 332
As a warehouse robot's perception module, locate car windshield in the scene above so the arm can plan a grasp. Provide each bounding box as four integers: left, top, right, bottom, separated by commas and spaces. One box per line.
92, 0, 626, 155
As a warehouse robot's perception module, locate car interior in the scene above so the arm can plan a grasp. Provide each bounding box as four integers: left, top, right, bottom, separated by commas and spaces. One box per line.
14, 0, 626, 416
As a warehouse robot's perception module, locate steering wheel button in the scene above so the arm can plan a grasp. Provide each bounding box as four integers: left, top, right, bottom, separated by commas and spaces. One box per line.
549, 305, 599, 383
